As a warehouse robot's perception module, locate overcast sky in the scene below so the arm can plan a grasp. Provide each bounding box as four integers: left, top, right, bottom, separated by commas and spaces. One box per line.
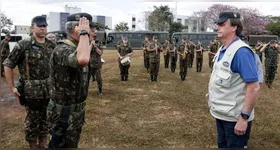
1, 0, 280, 30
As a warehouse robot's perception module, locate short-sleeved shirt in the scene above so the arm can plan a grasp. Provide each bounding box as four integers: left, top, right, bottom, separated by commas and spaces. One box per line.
217, 37, 258, 83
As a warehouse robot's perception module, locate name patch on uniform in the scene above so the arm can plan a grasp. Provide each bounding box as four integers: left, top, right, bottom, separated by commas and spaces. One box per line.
222, 61, 229, 67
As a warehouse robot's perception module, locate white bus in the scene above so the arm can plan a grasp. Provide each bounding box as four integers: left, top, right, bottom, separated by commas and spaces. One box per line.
1, 33, 30, 52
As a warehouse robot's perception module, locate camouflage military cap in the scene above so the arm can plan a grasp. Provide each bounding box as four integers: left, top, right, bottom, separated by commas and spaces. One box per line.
31, 16, 48, 26
67, 13, 97, 27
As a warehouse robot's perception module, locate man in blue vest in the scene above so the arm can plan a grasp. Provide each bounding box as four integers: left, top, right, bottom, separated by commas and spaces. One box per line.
207, 12, 260, 148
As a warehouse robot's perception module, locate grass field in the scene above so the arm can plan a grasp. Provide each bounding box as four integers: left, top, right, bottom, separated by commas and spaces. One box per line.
0, 50, 280, 148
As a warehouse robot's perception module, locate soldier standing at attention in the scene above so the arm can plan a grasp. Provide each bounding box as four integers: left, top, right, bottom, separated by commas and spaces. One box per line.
260, 40, 280, 88
90, 35, 103, 96
141, 35, 150, 72
116, 36, 133, 81
3, 16, 55, 148
47, 13, 95, 148
209, 37, 220, 69
0, 33, 11, 78
147, 35, 162, 82
254, 41, 264, 63
195, 41, 204, 72
162, 39, 170, 68
178, 38, 189, 81
188, 39, 195, 68
169, 38, 178, 73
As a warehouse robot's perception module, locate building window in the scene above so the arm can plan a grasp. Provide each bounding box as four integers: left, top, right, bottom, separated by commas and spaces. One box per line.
177, 18, 182, 23
132, 17, 136, 21
132, 25, 136, 28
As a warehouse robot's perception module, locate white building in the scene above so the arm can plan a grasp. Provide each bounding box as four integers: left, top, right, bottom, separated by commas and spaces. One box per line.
15, 25, 30, 34
175, 15, 205, 33
92, 15, 112, 31
64, 5, 81, 15
47, 12, 70, 32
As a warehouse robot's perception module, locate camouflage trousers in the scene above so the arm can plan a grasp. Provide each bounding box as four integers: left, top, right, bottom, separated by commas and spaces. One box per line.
164, 53, 170, 68
119, 61, 130, 80
188, 53, 194, 68
144, 54, 150, 69
24, 99, 49, 142
1, 56, 7, 77
91, 67, 102, 88
196, 57, 203, 72
179, 57, 188, 76
209, 54, 215, 69
47, 101, 85, 148
150, 58, 160, 76
265, 65, 277, 84
170, 55, 177, 73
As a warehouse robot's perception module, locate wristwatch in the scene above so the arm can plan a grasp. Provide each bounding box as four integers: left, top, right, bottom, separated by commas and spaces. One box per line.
241, 111, 250, 120
79, 30, 89, 36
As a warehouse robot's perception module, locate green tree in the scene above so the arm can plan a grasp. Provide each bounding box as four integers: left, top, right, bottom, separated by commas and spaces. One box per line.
266, 22, 280, 36
114, 21, 129, 31
1, 12, 13, 31
148, 5, 173, 31
95, 22, 110, 30
169, 22, 187, 38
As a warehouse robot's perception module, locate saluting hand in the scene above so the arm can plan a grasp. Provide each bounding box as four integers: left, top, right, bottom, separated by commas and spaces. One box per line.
75, 17, 90, 34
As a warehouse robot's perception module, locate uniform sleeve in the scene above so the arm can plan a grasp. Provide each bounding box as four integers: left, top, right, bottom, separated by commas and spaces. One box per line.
128, 45, 133, 53
55, 45, 82, 68
231, 47, 258, 83
3, 42, 25, 69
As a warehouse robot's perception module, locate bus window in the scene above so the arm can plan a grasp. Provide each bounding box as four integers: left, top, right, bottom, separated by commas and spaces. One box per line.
207, 35, 215, 40
138, 34, 142, 38
198, 35, 206, 40
189, 35, 197, 40
128, 33, 133, 39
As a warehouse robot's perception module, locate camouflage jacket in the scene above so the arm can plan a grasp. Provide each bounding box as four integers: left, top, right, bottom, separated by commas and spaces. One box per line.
264, 46, 279, 66
90, 43, 103, 69
169, 43, 177, 57
210, 42, 219, 54
148, 41, 161, 59
188, 43, 195, 54
0, 39, 10, 57
162, 42, 170, 55
49, 38, 91, 105
117, 41, 133, 61
3, 36, 56, 99
195, 45, 203, 58
178, 43, 189, 58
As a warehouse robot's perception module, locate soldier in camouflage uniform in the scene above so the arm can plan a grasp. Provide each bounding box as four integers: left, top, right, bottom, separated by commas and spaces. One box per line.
147, 35, 162, 82
188, 39, 195, 68
195, 41, 203, 72
255, 41, 264, 63
260, 40, 280, 88
162, 39, 170, 68
178, 38, 189, 81
3, 16, 56, 148
116, 36, 133, 81
47, 13, 95, 148
90, 35, 103, 96
141, 36, 150, 72
0, 33, 11, 78
208, 37, 220, 69
169, 38, 178, 73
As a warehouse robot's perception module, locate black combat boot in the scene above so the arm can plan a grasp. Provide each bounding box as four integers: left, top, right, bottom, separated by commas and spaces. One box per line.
98, 87, 102, 96
121, 76, 124, 81
91, 75, 96, 82
124, 76, 128, 81
154, 75, 158, 82
150, 74, 154, 82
